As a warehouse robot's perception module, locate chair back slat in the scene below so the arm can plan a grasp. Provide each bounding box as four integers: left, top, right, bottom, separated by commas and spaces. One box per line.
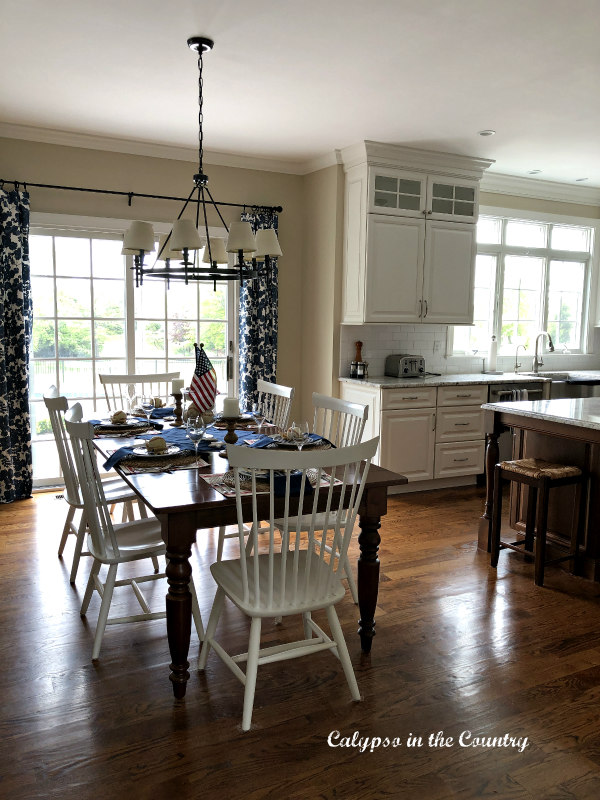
227, 437, 378, 612
312, 393, 368, 448
256, 379, 294, 429
43, 386, 82, 506
64, 404, 120, 560
98, 372, 180, 411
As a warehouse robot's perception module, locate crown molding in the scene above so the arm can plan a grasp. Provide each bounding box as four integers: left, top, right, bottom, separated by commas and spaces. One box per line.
481, 171, 600, 206
0, 122, 310, 175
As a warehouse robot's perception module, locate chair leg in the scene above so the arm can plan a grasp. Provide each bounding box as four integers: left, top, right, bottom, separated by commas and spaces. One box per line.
524, 486, 537, 554
198, 586, 226, 670
242, 616, 262, 732
534, 478, 550, 587
302, 612, 312, 640
490, 466, 503, 569
70, 512, 88, 584
326, 605, 361, 701
151, 555, 160, 573
342, 553, 359, 604
137, 499, 148, 519
58, 504, 75, 557
216, 525, 227, 561
569, 480, 584, 576
92, 563, 118, 660
81, 558, 101, 616
189, 575, 205, 642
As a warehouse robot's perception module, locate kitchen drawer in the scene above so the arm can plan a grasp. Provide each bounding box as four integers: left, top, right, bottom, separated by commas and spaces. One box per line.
434, 441, 485, 478
437, 384, 487, 407
435, 406, 485, 442
381, 386, 437, 409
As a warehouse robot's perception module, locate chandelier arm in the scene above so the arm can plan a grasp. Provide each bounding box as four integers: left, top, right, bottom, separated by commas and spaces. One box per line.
203, 185, 231, 232
199, 186, 214, 267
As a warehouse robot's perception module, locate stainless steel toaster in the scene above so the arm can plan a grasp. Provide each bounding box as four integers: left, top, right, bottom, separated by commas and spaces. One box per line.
385, 354, 425, 378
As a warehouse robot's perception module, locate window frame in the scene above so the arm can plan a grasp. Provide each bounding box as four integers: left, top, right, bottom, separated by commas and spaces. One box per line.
448, 206, 600, 357
29, 212, 239, 487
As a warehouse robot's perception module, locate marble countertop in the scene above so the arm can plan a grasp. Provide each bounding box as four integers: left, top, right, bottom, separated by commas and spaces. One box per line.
481, 397, 600, 432
339, 372, 549, 389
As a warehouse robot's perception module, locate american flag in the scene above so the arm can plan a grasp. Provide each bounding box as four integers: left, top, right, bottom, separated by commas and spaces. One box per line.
188, 342, 217, 412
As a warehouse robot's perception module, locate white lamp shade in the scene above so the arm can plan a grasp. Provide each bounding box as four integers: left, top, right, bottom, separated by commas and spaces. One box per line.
157, 233, 182, 261
226, 221, 256, 253
202, 237, 228, 264
123, 221, 156, 253
255, 228, 282, 258
170, 218, 202, 251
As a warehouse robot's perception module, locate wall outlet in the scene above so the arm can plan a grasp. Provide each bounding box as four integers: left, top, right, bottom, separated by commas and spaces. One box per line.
433, 340, 442, 354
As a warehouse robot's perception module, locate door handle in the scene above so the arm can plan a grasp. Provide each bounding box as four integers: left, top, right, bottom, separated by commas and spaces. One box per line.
419, 299, 423, 318
423, 300, 428, 318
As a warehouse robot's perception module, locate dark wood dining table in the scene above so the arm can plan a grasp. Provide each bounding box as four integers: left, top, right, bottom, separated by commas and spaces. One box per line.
95, 435, 407, 697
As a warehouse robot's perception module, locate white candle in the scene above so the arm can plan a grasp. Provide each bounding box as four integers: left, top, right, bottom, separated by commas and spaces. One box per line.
223, 396, 239, 418
171, 379, 185, 393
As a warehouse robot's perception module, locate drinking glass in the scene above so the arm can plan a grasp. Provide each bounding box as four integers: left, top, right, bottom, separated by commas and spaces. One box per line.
127, 384, 137, 415
140, 395, 155, 424
252, 402, 266, 435
187, 415, 206, 465
290, 421, 310, 451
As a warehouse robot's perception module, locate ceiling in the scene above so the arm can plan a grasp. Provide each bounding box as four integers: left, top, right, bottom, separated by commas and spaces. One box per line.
2, 0, 600, 186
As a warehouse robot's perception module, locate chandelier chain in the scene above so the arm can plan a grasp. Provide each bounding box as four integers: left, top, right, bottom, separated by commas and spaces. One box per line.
197, 49, 204, 175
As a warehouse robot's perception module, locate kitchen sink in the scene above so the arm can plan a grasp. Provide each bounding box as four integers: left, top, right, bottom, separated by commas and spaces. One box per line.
518, 371, 569, 379
517, 371, 600, 399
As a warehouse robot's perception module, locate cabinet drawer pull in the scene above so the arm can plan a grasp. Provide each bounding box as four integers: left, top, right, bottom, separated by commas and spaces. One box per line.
456, 393, 473, 398
403, 396, 419, 400
453, 457, 469, 462
454, 422, 471, 426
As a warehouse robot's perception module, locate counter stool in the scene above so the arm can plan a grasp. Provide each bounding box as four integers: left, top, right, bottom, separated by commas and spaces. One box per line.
490, 458, 584, 587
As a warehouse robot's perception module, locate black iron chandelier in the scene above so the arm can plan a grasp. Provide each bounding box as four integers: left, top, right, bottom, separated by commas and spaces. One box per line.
122, 36, 282, 288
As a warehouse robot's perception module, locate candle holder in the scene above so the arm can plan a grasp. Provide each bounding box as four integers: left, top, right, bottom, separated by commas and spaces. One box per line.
221, 415, 242, 445
170, 392, 184, 427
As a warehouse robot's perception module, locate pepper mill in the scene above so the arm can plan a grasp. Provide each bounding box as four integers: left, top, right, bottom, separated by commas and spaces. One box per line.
355, 341, 363, 364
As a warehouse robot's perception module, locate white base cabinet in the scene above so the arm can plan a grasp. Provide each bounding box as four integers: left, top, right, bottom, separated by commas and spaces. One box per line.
340, 381, 487, 484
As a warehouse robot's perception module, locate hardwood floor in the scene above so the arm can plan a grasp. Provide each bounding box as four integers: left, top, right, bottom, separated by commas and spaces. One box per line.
3, 487, 600, 799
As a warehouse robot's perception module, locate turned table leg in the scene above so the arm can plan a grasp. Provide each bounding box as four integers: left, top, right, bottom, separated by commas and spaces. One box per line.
357, 513, 381, 653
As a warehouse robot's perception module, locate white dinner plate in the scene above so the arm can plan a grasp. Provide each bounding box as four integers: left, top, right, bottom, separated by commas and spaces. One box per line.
132, 445, 181, 458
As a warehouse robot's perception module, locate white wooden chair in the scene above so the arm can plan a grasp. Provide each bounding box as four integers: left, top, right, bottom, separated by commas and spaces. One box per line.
43, 386, 157, 583
274, 393, 369, 604
64, 404, 204, 660
255, 378, 295, 430
199, 436, 379, 731
98, 371, 180, 411
215, 379, 295, 561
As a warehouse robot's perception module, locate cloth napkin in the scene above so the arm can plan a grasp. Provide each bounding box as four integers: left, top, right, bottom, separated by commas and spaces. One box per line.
150, 407, 174, 419
272, 471, 313, 497
90, 417, 164, 431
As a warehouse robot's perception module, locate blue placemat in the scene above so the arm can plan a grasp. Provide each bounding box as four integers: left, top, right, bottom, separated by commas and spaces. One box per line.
247, 433, 330, 449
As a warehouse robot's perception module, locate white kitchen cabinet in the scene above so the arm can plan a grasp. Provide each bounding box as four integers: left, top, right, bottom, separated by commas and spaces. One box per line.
341, 141, 492, 324
368, 167, 479, 223
380, 408, 436, 482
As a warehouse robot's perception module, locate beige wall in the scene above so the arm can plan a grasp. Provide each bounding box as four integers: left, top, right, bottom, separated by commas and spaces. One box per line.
300, 164, 345, 418
480, 191, 600, 220
0, 136, 307, 415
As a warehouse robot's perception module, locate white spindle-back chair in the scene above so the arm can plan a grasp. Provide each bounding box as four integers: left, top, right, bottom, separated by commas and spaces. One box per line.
98, 371, 180, 411
255, 378, 294, 429
215, 379, 295, 560
64, 404, 204, 660
199, 436, 379, 731
273, 393, 369, 604
43, 386, 154, 583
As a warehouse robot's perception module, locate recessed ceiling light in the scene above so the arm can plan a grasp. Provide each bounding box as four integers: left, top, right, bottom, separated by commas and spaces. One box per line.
528, 170, 542, 175
478, 129, 496, 136
575, 177, 589, 182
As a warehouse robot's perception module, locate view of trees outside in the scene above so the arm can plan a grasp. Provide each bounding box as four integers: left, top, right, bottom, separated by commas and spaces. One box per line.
29, 231, 232, 483
453, 216, 593, 356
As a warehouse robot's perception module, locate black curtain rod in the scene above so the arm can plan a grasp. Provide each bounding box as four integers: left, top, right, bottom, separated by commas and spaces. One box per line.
0, 178, 283, 214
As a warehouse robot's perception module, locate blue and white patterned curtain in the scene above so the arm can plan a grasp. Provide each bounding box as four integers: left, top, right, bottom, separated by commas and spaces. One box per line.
0, 187, 33, 503
238, 210, 279, 411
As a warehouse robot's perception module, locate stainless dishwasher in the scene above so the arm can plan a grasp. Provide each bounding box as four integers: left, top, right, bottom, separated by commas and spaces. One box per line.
487, 382, 545, 460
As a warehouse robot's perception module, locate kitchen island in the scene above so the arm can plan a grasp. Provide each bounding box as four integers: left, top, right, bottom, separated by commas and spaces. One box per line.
479, 397, 600, 580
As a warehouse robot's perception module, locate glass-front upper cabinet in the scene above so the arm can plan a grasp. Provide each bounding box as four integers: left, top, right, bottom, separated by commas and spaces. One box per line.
368, 168, 479, 223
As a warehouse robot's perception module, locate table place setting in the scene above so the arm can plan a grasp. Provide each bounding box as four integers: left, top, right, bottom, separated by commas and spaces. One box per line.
202, 468, 343, 498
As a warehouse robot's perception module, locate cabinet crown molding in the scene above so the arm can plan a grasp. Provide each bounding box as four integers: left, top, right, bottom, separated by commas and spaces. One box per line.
340, 140, 494, 181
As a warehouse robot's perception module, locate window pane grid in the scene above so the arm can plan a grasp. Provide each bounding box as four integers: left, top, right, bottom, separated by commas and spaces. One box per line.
451, 216, 593, 356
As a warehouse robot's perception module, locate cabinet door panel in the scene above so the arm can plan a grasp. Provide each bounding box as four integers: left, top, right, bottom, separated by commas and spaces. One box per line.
422, 220, 476, 324
380, 408, 435, 481
369, 168, 427, 217
435, 406, 485, 442
365, 215, 424, 323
